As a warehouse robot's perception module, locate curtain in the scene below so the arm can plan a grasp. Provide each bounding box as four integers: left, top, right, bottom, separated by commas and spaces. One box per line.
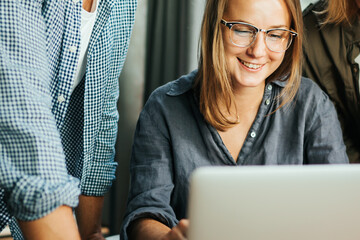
143, 0, 191, 103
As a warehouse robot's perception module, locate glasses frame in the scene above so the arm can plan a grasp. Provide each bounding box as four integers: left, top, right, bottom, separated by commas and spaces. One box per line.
220, 19, 298, 53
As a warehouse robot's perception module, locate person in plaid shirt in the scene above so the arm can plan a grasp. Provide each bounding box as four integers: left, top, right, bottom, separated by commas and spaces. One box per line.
0, 0, 136, 239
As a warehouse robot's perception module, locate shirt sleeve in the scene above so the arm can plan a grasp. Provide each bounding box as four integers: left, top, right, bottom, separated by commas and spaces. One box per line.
79, 82, 119, 196
304, 89, 349, 164
0, 0, 80, 221
120, 106, 179, 240
302, 9, 321, 84
80, 0, 137, 196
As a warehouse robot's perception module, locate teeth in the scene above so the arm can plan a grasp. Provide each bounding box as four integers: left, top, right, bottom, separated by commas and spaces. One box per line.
241, 60, 262, 69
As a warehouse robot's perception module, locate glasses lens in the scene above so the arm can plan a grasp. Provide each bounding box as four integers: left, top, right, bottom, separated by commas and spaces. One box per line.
230, 23, 256, 47
266, 30, 293, 52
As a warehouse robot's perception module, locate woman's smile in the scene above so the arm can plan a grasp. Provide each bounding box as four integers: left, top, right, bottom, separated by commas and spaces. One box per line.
238, 58, 265, 71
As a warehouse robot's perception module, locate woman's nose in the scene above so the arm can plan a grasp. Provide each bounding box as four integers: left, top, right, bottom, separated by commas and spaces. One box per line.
246, 32, 267, 58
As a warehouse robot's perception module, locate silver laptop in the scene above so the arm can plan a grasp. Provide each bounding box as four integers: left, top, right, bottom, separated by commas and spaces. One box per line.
187, 165, 360, 240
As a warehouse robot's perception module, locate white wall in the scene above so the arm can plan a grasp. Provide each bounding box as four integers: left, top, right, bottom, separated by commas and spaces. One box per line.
188, 0, 206, 71
301, 0, 317, 9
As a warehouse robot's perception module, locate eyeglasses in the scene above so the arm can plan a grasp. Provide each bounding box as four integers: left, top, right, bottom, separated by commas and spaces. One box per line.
220, 19, 298, 53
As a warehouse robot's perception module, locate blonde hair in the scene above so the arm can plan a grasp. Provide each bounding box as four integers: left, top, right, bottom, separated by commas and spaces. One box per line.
322, 0, 358, 25
194, 0, 303, 131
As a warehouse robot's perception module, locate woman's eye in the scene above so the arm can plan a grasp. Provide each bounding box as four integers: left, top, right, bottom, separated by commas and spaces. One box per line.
267, 30, 289, 41
268, 34, 282, 39
233, 29, 253, 36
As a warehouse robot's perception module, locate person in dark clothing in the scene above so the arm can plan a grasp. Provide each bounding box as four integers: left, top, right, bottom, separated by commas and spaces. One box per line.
303, 0, 360, 163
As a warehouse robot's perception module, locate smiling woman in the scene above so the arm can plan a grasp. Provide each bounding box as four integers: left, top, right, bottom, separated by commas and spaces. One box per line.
120, 0, 348, 239
195, 0, 303, 160
196, 0, 303, 133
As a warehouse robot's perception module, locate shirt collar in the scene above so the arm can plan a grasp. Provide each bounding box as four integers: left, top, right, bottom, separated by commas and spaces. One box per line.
167, 70, 198, 96
271, 75, 288, 88
344, 18, 360, 45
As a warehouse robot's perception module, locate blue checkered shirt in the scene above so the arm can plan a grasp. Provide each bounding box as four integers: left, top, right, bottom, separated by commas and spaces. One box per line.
0, 0, 136, 239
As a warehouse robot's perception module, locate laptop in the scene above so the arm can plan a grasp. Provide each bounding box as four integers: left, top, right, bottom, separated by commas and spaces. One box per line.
187, 165, 360, 240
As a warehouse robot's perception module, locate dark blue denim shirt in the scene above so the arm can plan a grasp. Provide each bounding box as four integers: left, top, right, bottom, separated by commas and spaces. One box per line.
120, 70, 348, 239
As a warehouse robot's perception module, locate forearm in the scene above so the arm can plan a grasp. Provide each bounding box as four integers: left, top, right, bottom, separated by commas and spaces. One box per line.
128, 218, 171, 240
75, 195, 105, 240
18, 205, 80, 240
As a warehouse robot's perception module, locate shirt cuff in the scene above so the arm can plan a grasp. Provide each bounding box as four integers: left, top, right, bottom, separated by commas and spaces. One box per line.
120, 209, 178, 240
6, 175, 80, 221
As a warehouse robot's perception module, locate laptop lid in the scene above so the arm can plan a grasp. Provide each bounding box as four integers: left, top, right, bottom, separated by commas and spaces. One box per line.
187, 165, 360, 240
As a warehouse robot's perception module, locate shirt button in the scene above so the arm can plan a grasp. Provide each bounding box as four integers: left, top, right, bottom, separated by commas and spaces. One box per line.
267, 85, 273, 91
57, 95, 65, 103
69, 46, 77, 53
265, 99, 271, 105
73, 0, 80, 3
250, 131, 256, 138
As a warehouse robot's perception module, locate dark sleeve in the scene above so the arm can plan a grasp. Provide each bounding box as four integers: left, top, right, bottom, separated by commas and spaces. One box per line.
302, 4, 322, 83
120, 102, 178, 240
304, 89, 349, 164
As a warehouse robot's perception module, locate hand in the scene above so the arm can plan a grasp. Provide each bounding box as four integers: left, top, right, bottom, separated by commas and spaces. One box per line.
161, 219, 189, 240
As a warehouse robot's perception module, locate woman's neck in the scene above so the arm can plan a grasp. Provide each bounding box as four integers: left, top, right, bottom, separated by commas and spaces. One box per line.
216, 82, 265, 124
232, 83, 265, 117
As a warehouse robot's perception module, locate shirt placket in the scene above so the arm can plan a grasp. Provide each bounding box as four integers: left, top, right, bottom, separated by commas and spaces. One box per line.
52, 1, 82, 129
237, 83, 274, 165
